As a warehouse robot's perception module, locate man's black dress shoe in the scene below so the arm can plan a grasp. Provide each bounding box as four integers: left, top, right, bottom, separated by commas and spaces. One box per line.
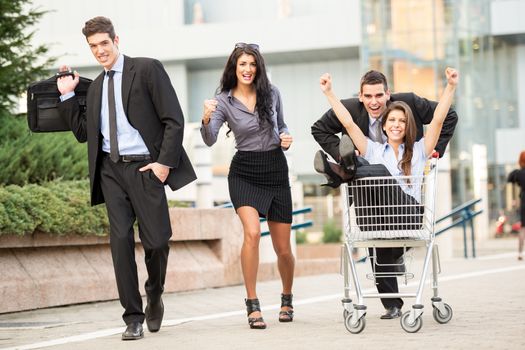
339, 134, 357, 177
145, 297, 164, 332
380, 306, 402, 319
314, 150, 343, 188
122, 322, 144, 340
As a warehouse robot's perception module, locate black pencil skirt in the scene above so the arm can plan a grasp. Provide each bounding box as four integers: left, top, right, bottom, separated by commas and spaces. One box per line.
228, 148, 292, 223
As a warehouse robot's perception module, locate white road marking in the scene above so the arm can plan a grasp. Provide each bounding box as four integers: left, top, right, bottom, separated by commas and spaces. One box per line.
475, 252, 517, 260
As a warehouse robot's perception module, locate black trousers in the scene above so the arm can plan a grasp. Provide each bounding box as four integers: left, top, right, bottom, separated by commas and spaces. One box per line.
367, 247, 406, 309
99, 155, 172, 325
352, 161, 423, 309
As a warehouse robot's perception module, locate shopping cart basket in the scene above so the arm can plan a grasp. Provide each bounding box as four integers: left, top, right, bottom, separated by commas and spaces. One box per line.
340, 154, 452, 333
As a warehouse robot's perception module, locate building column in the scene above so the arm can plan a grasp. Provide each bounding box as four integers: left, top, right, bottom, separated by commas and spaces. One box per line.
517, 45, 525, 129
472, 144, 489, 242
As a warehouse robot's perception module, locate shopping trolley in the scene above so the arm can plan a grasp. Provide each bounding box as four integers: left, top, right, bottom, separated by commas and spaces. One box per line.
340, 154, 452, 333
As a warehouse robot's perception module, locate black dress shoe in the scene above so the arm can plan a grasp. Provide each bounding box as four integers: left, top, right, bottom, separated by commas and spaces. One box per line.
339, 134, 357, 177
314, 150, 343, 188
145, 297, 164, 333
380, 306, 402, 319
122, 322, 144, 340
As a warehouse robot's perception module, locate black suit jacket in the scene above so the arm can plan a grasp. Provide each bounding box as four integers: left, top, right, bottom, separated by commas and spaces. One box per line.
58, 55, 196, 205
311, 92, 458, 161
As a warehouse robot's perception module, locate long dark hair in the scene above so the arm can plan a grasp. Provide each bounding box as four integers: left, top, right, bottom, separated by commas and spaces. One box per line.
381, 101, 417, 177
218, 45, 274, 129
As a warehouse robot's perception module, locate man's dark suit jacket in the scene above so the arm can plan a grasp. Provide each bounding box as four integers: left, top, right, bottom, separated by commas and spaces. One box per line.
58, 55, 196, 206
311, 93, 458, 162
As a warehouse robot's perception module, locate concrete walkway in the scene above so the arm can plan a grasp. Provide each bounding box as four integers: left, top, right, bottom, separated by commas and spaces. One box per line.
1, 237, 524, 350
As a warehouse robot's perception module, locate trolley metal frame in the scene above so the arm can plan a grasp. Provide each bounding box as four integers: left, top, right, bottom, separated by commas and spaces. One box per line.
340, 155, 452, 333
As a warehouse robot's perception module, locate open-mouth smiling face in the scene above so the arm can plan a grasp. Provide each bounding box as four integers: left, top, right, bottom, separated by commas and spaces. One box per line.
359, 83, 391, 119
236, 54, 257, 86
87, 32, 120, 70
383, 109, 407, 142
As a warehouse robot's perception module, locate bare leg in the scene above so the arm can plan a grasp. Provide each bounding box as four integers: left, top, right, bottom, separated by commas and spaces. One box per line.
268, 221, 295, 293
268, 221, 295, 317
519, 227, 524, 260
237, 206, 265, 326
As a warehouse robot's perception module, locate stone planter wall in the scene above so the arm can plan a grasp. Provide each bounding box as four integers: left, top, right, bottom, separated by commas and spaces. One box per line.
0, 208, 246, 314
0, 208, 339, 314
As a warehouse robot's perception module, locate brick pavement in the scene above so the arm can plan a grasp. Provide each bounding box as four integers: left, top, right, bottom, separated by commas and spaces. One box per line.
1, 237, 524, 350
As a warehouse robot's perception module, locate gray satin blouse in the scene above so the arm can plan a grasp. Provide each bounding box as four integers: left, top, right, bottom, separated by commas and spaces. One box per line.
200, 85, 289, 151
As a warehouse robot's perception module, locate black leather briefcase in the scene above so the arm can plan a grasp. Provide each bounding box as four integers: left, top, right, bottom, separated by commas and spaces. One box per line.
27, 74, 92, 132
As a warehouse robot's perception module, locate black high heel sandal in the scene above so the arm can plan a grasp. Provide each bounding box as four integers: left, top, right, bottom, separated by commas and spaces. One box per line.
279, 294, 294, 322
245, 298, 267, 329
314, 150, 343, 188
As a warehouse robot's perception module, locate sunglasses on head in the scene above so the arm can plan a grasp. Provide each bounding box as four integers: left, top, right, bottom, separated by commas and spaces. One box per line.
235, 42, 260, 51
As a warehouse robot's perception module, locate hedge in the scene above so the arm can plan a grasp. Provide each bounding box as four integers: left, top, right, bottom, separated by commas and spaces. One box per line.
322, 219, 342, 243
0, 113, 88, 186
0, 179, 109, 236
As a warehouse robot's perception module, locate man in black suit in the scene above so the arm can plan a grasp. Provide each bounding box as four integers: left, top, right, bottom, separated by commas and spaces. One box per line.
311, 70, 457, 319
57, 16, 196, 340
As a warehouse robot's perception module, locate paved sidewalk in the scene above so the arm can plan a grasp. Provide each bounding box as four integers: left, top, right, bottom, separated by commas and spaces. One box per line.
1, 237, 524, 350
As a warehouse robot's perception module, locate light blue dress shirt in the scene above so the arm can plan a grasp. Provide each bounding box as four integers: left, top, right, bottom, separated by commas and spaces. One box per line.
60, 54, 149, 156
100, 54, 149, 155
364, 138, 427, 201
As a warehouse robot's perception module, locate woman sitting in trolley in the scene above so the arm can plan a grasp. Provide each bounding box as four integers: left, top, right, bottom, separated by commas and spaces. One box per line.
317, 67, 458, 321
318, 67, 458, 196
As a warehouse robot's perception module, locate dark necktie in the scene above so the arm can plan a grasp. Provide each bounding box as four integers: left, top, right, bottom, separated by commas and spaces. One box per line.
370, 119, 384, 143
107, 70, 119, 162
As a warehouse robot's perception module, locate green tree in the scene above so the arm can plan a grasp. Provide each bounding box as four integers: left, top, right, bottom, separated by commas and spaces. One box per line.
0, 0, 54, 113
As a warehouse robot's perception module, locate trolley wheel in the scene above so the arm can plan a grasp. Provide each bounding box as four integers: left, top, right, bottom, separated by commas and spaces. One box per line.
433, 303, 453, 324
343, 309, 352, 319
400, 311, 423, 333
344, 314, 366, 334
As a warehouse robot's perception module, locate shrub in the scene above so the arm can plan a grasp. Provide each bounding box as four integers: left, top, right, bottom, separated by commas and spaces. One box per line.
295, 230, 308, 244
0, 113, 88, 185
167, 200, 193, 208
0, 180, 109, 236
322, 219, 342, 243
0, 180, 191, 237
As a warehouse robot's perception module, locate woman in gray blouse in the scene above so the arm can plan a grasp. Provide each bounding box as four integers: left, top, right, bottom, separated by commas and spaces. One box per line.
201, 43, 294, 329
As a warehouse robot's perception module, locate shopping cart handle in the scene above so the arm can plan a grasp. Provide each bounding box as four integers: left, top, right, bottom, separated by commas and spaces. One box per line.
431, 151, 440, 158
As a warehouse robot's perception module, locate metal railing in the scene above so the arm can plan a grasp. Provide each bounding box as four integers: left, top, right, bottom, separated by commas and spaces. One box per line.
261, 207, 313, 237
215, 203, 313, 237
435, 198, 483, 258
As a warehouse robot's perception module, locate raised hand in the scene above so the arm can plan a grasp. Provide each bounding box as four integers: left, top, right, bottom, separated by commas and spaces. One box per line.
56, 64, 79, 95
424, 67, 459, 157
445, 67, 459, 86
319, 73, 333, 94
202, 98, 218, 125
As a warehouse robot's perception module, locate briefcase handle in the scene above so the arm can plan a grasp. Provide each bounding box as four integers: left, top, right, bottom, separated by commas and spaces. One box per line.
55, 70, 75, 79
